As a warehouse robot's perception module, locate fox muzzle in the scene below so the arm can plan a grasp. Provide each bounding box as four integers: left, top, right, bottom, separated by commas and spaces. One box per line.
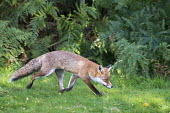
103, 84, 113, 89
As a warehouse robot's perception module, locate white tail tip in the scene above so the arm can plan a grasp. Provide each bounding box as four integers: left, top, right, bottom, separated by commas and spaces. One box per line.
8, 78, 12, 83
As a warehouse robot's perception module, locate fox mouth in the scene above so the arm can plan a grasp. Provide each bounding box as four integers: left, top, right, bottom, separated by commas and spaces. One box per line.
103, 84, 112, 89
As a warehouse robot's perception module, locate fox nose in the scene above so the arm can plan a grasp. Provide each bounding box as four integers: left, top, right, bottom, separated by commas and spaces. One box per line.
111, 86, 113, 88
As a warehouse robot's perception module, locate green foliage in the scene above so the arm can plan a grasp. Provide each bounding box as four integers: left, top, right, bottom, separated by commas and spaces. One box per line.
30, 35, 54, 58
112, 39, 149, 77
0, 0, 59, 59
56, 2, 99, 53
0, 20, 33, 64
90, 2, 170, 78
27, 1, 58, 36
157, 42, 170, 64
0, 0, 169, 78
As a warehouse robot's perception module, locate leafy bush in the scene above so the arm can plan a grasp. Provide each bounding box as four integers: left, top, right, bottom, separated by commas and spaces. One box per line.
0, 0, 169, 78
112, 39, 149, 77
0, 21, 33, 65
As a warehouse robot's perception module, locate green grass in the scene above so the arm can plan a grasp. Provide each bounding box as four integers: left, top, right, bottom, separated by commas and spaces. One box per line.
0, 67, 170, 113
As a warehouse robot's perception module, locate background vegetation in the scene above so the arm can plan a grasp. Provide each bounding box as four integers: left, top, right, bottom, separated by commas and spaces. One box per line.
0, 0, 170, 78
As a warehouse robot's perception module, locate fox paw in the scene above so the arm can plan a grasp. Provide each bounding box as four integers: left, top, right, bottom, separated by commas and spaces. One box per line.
96, 93, 102, 96
58, 89, 66, 94
65, 87, 73, 92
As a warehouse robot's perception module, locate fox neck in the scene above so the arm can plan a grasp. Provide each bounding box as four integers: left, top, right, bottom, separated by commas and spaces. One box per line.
88, 75, 103, 84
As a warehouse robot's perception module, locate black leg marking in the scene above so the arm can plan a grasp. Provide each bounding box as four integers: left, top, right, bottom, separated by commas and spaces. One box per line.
26, 79, 34, 89
66, 86, 73, 92
66, 74, 78, 92
58, 89, 66, 94
83, 79, 102, 96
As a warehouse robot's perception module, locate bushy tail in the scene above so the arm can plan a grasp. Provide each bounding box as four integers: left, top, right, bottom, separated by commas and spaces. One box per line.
8, 57, 42, 83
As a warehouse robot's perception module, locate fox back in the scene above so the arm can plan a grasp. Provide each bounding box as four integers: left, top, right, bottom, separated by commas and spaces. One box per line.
42, 51, 89, 74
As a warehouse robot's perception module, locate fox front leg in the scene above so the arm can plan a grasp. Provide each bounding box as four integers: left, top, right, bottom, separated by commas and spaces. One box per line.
83, 79, 102, 96
66, 74, 79, 91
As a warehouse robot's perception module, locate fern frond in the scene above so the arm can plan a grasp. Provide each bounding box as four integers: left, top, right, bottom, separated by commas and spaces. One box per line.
113, 39, 149, 77
0, 20, 33, 64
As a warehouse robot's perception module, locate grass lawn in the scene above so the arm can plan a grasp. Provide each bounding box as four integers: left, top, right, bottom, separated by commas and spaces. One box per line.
0, 67, 170, 113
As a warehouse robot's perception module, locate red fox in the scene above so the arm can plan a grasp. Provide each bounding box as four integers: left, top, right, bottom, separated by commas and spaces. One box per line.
8, 51, 112, 96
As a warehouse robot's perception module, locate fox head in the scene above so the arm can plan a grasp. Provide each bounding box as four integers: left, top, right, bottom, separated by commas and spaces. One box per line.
89, 65, 113, 89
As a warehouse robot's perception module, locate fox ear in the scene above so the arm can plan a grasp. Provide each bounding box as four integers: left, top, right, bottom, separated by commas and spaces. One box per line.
106, 64, 112, 71
98, 65, 103, 73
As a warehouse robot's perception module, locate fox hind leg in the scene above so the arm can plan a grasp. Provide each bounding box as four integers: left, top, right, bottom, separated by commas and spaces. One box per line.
26, 71, 46, 89
66, 74, 79, 91
26, 68, 56, 89
55, 69, 65, 93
